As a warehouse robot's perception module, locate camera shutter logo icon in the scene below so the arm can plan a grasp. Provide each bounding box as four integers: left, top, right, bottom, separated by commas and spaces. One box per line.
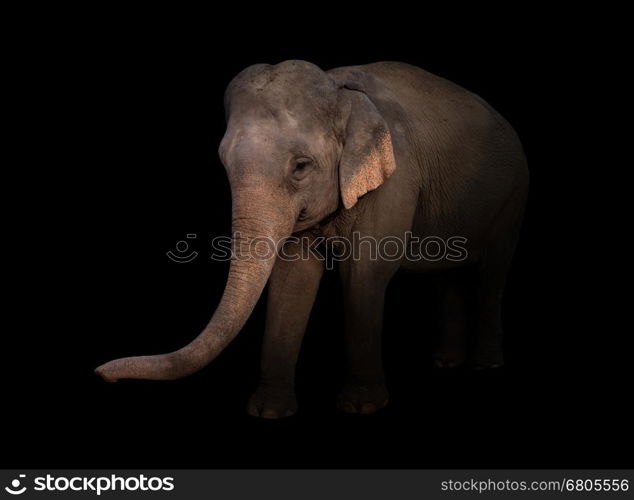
4, 475, 27, 495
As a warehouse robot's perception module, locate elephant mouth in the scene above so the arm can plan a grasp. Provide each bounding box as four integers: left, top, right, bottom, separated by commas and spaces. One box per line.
294, 208, 322, 233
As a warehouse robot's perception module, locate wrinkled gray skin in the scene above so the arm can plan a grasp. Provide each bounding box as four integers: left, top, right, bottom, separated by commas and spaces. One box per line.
96, 61, 528, 418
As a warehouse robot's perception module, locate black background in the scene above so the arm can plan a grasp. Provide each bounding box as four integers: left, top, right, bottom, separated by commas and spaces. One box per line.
5, 10, 630, 469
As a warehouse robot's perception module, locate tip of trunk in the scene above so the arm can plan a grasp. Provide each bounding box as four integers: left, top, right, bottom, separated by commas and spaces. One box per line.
94, 362, 121, 383
94, 352, 190, 381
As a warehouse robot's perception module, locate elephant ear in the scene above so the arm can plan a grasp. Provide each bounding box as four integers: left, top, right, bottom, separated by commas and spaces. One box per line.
338, 88, 396, 209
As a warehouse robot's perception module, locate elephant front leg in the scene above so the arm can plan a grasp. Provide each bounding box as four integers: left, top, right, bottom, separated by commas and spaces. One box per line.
247, 240, 324, 419
338, 264, 392, 414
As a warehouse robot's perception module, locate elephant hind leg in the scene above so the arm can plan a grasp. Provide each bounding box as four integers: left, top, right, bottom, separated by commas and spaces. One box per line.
472, 263, 508, 369
434, 276, 473, 368
472, 189, 527, 369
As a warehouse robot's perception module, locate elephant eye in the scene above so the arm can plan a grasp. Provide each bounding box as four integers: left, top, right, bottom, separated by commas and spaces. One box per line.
292, 158, 313, 180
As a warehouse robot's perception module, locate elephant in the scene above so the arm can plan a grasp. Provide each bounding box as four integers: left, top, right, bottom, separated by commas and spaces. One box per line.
96, 60, 529, 418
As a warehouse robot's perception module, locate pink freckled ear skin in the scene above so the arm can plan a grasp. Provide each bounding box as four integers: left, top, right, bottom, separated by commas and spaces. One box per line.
338, 88, 397, 209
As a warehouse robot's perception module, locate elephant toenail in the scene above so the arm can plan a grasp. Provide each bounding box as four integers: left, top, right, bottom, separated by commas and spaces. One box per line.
342, 403, 357, 413
360, 403, 376, 414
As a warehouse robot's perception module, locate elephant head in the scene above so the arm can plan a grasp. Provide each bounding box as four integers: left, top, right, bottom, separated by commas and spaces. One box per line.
95, 60, 396, 382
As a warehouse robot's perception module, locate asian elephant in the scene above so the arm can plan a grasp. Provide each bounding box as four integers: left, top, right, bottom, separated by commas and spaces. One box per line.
96, 61, 529, 418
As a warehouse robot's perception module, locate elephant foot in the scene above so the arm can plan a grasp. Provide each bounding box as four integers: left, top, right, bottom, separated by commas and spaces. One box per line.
434, 358, 461, 368
433, 345, 465, 368
471, 343, 504, 370
247, 385, 297, 419
337, 380, 389, 414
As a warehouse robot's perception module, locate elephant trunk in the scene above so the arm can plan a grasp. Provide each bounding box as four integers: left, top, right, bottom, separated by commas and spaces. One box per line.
95, 186, 294, 382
